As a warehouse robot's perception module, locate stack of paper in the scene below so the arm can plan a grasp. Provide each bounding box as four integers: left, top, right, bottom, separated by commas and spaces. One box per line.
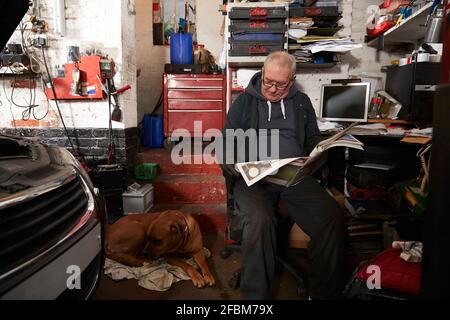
292, 49, 313, 63
299, 37, 363, 54
349, 123, 388, 136
289, 17, 314, 29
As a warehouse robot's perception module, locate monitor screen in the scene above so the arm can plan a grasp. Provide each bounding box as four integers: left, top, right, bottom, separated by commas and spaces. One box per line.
319, 82, 371, 122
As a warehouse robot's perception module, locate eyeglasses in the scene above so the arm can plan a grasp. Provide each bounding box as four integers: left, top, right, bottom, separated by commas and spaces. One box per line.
262, 76, 293, 90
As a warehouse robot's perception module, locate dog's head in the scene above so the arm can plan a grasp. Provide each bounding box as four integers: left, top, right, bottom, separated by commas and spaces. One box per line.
144, 211, 188, 259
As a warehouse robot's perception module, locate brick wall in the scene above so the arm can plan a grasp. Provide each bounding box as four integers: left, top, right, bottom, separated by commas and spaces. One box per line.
0, 127, 139, 165
0, 0, 138, 164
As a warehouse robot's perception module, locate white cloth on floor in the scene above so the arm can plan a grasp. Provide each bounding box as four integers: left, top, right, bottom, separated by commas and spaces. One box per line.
392, 241, 423, 263
104, 248, 211, 291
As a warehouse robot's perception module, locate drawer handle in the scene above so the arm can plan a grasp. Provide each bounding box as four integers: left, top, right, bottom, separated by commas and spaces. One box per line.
168, 99, 222, 102
168, 110, 222, 113
168, 88, 222, 91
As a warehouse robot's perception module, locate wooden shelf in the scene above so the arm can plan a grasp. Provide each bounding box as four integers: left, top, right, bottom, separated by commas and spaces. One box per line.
367, 119, 417, 125
366, 2, 433, 48
296, 62, 339, 69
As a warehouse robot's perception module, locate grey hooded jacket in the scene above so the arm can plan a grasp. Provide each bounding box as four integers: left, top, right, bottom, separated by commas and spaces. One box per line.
221, 71, 323, 164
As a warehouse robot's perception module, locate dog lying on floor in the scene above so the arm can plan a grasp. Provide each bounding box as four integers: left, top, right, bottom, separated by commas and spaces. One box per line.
105, 210, 215, 288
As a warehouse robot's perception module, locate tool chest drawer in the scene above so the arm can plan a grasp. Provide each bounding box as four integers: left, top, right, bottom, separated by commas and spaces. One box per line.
167, 100, 223, 111
289, 6, 341, 17
228, 40, 285, 56
167, 88, 223, 100
229, 20, 287, 34
229, 6, 288, 19
163, 73, 226, 138
166, 111, 224, 137
166, 77, 223, 89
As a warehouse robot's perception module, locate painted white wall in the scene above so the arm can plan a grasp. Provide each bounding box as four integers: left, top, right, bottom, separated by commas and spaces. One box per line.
135, 0, 169, 121
0, 0, 137, 129
196, 0, 224, 59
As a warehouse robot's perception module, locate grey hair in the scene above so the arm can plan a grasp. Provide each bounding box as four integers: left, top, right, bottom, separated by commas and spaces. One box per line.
263, 51, 296, 77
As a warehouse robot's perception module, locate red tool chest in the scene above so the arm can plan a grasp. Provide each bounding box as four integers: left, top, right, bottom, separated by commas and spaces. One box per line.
163, 74, 226, 138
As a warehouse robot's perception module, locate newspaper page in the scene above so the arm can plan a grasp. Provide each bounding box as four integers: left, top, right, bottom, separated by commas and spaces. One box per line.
234, 157, 299, 187
264, 156, 324, 187
235, 123, 364, 187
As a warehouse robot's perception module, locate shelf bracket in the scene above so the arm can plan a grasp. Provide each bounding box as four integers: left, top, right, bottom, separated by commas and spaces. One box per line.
376, 34, 385, 51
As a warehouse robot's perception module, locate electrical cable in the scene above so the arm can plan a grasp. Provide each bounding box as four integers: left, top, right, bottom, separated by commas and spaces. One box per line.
2, 69, 17, 133
41, 45, 77, 152
106, 78, 116, 164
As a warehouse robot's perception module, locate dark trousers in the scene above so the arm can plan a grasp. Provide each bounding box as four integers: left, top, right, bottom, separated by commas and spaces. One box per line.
233, 176, 345, 300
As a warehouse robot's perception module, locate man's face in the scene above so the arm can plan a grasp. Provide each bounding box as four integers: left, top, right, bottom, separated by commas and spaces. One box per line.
261, 64, 294, 102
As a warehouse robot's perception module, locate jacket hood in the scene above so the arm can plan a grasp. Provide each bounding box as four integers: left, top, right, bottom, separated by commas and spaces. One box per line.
245, 71, 299, 121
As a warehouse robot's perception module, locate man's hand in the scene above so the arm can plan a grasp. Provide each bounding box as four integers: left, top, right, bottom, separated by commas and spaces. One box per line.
221, 164, 240, 177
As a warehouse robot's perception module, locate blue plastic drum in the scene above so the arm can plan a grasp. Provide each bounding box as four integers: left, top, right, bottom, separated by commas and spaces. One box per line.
170, 32, 193, 64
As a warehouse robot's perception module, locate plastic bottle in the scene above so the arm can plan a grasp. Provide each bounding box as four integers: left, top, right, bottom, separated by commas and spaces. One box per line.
368, 96, 382, 119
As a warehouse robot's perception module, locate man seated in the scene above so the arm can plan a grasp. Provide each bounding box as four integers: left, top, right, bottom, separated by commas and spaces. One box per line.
220, 51, 345, 300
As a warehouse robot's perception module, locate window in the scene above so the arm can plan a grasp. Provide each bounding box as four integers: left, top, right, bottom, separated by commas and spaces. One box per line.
152, 0, 196, 45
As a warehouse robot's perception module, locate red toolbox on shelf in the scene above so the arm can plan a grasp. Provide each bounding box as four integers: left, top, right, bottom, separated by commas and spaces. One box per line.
163, 74, 226, 139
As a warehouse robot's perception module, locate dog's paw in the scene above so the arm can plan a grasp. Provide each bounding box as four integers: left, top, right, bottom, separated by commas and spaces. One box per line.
203, 273, 216, 287
188, 269, 206, 288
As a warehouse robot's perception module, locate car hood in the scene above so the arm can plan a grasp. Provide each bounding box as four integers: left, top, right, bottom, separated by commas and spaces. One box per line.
0, 135, 76, 199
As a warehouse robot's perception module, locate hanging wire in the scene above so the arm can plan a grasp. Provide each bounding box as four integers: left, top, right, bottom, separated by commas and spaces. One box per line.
41, 45, 77, 152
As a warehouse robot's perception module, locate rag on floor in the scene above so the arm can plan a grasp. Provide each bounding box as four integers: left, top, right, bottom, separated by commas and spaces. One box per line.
104, 247, 211, 291
392, 241, 423, 263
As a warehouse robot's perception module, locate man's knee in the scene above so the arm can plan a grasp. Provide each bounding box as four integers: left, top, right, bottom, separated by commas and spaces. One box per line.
239, 204, 276, 234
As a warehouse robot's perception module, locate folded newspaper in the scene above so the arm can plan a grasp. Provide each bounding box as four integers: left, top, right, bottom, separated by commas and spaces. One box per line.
235, 122, 364, 187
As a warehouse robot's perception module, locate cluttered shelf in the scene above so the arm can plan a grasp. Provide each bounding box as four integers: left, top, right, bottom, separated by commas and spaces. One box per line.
319, 121, 432, 144
322, 122, 430, 259
366, 118, 416, 124
366, 1, 433, 48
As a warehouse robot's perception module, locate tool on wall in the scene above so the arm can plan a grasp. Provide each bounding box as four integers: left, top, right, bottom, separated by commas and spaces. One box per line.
96, 56, 131, 164
96, 72, 131, 123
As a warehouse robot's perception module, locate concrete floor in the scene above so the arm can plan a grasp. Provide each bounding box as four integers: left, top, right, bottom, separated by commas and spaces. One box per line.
92, 235, 307, 300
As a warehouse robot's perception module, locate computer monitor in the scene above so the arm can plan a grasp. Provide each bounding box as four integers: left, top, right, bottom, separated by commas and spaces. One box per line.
319, 82, 371, 122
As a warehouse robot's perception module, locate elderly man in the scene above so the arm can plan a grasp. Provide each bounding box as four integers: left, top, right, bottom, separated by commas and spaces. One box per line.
221, 51, 345, 300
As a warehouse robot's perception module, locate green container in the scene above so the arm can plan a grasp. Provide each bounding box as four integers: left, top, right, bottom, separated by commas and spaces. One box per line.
134, 163, 158, 180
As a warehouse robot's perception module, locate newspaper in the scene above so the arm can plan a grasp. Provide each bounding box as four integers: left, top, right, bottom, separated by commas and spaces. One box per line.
235, 122, 364, 187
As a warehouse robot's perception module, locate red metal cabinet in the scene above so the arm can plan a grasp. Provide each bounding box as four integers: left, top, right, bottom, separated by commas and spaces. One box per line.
163, 74, 226, 138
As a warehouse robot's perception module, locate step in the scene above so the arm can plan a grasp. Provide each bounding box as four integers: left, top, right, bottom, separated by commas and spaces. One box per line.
152, 174, 227, 205
149, 204, 228, 236
138, 148, 223, 175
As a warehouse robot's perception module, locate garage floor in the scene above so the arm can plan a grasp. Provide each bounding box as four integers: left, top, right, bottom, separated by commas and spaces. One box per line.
92, 235, 307, 300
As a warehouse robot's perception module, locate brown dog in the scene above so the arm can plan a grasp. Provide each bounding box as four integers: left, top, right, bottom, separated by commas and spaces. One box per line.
105, 210, 215, 288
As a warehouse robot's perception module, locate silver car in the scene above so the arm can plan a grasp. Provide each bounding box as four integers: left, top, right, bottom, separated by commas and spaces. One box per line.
0, 134, 105, 299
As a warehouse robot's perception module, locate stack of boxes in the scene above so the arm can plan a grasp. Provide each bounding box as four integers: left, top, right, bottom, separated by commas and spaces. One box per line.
227, 2, 288, 61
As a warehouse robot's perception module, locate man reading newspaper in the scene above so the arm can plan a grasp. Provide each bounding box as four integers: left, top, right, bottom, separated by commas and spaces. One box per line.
219, 51, 348, 300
